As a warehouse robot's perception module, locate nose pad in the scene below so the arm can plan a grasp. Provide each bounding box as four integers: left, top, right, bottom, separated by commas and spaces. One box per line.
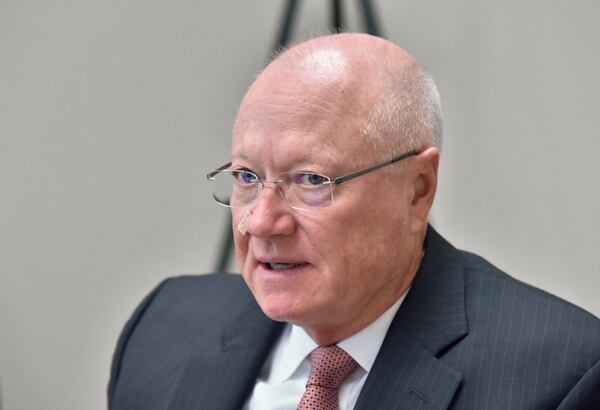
236, 210, 253, 235
274, 183, 287, 202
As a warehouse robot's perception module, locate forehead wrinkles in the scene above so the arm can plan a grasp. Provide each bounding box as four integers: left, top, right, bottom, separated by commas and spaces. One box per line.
235, 67, 363, 136
234, 95, 359, 168
233, 106, 345, 164
236, 92, 348, 132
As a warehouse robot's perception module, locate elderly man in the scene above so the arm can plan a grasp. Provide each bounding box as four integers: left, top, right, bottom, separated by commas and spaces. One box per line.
109, 34, 600, 409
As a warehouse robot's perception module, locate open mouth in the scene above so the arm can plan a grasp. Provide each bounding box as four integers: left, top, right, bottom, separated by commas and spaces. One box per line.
263, 262, 309, 271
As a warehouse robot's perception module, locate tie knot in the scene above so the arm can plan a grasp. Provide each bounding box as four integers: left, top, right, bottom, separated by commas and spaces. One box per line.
307, 345, 358, 390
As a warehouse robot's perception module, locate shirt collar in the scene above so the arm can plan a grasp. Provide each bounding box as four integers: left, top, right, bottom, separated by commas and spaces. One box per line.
269, 290, 408, 382
337, 290, 407, 372
268, 322, 317, 383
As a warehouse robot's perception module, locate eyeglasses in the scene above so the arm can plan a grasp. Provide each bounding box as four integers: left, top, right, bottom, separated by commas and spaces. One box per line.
206, 149, 420, 211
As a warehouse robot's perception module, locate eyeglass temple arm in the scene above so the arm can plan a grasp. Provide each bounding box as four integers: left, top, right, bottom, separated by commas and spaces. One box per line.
332, 150, 420, 185
207, 162, 232, 179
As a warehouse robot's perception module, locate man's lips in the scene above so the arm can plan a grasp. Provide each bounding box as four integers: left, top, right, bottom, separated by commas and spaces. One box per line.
256, 260, 310, 271
266, 262, 309, 270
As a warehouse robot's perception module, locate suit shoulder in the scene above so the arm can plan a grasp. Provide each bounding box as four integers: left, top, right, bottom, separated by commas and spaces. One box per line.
163, 271, 247, 289
459, 249, 600, 356
145, 272, 254, 317
461, 250, 599, 320
109, 273, 260, 408
160, 272, 249, 296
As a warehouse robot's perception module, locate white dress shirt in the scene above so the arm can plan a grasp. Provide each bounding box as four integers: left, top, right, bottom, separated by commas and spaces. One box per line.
244, 291, 408, 410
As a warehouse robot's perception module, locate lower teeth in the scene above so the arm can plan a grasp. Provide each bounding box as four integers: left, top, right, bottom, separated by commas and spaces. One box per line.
270, 263, 297, 270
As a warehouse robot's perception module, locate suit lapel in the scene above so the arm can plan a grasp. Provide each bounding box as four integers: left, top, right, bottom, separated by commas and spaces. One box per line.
354, 328, 463, 409
355, 226, 468, 409
167, 301, 283, 410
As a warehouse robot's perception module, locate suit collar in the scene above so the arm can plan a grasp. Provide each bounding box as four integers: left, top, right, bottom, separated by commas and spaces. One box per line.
354, 225, 467, 409
355, 326, 463, 409
167, 298, 283, 410
396, 225, 468, 355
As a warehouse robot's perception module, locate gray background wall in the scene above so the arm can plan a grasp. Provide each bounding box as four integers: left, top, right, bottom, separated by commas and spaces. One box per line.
1, 1, 599, 409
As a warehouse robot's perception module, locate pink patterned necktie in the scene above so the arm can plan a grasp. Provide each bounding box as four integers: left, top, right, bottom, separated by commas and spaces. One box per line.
297, 345, 359, 410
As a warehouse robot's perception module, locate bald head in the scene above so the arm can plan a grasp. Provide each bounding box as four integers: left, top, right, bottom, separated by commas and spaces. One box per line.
235, 33, 442, 158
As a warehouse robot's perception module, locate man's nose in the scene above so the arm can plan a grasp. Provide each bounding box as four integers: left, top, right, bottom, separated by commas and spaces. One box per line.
245, 183, 295, 238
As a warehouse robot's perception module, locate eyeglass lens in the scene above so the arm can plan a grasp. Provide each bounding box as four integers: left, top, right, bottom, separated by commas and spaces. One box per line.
210, 170, 333, 210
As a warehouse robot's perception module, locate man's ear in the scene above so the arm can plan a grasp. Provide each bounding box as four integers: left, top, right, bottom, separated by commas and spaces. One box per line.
409, 147, 440, 233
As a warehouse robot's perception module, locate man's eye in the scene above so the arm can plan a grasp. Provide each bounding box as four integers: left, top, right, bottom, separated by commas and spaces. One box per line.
293, 173, 328, 186
232, 170, 258, 184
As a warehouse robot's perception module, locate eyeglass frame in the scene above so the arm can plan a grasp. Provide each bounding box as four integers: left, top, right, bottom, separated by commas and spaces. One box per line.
206, 149, 421, 209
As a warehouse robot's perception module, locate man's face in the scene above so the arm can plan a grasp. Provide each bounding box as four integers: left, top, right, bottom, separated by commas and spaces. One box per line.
231, 67, 420, 340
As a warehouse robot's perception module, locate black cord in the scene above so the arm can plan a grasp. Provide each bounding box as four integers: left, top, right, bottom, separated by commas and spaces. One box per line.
214, 211, 234, 272
332, 0, 343, 33
359, 0, 383, 37
273, 0, 300, 53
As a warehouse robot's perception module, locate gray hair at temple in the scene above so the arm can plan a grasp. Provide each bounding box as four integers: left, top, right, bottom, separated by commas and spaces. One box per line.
361, 60, 443, 158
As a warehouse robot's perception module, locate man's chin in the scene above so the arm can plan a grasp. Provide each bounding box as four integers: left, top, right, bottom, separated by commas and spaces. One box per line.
257, 296, 309, 325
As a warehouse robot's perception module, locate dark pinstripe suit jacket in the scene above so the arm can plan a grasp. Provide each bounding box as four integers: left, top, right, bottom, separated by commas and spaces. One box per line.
109, 226, 600, 409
